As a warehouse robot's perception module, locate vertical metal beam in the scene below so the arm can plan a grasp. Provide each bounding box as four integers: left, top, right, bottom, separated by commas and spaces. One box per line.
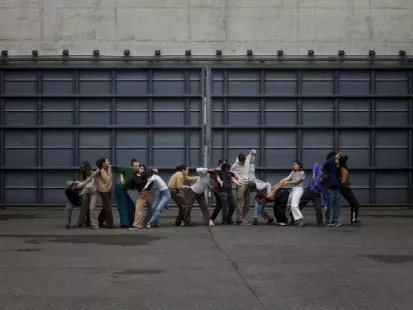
223, 69, 228, 160
74, 70, 79, 179
148, 69, 153, 166
334, 70, 339, 152
37, 69, 43, 205
260, 69, 265, 181
185, 70, 190, 165
407, 70, 413, 208
370, 69, 376, 205
111, 70, 116, 165
202, 66, 209, 168
0, 69, 4, 204
297, 70, 302, 161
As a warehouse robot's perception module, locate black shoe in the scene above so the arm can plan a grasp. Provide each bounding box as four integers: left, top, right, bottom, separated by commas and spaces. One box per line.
66, 225, 71, 229
351, 220, 362, 227
267, 218, 274, 225
253, 219, 259, 226
234, 220, 242, 225
317, 224, 324, 228
174, 220, 182, 226
184, 221, 194, 227
84, 221, 91, 227
99, 222, 104, 228
228, 220, 235, 225
121, 225, 129, 229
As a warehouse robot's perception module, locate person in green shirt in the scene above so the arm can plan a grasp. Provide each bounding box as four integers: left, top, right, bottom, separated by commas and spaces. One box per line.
112, 158, 140, 228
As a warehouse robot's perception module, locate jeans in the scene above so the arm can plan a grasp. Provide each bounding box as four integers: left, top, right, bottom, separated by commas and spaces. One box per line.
114, 184, 135, 226
326, 188, 341, 223
253, 201, 270, 220
149, 189, 171, 224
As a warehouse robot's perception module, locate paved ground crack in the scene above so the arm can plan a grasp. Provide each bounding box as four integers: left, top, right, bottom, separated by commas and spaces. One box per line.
207, 227, 265, 307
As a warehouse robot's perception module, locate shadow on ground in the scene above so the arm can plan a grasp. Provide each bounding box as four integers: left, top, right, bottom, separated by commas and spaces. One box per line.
0, 234, 163, 246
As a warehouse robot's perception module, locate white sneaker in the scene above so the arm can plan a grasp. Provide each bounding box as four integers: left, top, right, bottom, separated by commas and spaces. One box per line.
209, 220, 214, 227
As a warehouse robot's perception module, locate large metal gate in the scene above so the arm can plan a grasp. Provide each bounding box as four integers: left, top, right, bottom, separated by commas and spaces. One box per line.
0, 66, 205, 205
206, 65, 412, 206
1, 61, 412, 206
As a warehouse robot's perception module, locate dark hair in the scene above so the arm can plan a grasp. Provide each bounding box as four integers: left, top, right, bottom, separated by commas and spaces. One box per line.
176, 164, 188, 172
237, 153, 246, 162
145, 169, 154, 179
218, 158, 227, 166
339, 155, 348, 169
131, 158, 139, 166
326, 152, 336, 160
96, 158, 107, 169
139, 164, 147, 172
294, 160, 303, 171
221, 163, 230, 172
248, 181, 257, 191
80, 161, 93, 180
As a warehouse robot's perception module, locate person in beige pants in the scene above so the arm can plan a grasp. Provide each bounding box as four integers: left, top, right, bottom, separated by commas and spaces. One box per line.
130, 165, 157, 230
231, 149, 256, 225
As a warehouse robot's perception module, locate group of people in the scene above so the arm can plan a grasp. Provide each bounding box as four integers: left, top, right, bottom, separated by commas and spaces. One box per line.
64, 149, 361, 230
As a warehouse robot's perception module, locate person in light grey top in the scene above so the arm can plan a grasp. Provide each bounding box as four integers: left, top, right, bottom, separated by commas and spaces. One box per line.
280, 160, 306, 226
247, 152, 275, 225
187, 167, 215, 226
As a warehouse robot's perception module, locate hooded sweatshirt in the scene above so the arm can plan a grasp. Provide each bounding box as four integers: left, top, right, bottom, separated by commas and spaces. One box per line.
309, 163, 329, 203
322, 156, 341, 190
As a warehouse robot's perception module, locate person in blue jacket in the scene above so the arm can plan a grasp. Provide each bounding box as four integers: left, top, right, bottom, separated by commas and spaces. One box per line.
322, 152, 342, 227
298, 162, 328, 227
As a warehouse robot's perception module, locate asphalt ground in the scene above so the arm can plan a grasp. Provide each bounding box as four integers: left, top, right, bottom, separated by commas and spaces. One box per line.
0, 207, 413, 310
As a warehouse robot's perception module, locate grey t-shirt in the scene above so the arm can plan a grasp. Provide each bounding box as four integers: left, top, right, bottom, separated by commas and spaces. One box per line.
288, 170, 306, 188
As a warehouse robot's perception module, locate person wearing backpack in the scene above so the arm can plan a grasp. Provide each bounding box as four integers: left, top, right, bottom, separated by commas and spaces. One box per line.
71, 161, 100, 230
322, 152, 342, 227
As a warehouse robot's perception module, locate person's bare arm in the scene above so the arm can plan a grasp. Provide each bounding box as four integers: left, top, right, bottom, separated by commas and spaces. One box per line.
119, 173, 125, 184
266, 183, 283, 200
231, 177, 240, 186
177, 174, 189, 189
77, 169, 100, 188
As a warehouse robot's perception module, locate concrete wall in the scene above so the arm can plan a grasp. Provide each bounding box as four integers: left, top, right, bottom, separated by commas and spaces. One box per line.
0, 0, 412, 56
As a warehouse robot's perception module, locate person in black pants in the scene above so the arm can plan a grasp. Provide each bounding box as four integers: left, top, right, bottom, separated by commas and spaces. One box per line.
271, 188, 290, 226
216, 163, 239, 226
298, 162, 326, 227
209, 159, 228, 225
339, 155, 361, 226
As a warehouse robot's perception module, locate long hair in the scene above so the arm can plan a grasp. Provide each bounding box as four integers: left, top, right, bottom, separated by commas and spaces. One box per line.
80, 161, 92, 179
294, 160, 303, 171
339, 155, 349, 169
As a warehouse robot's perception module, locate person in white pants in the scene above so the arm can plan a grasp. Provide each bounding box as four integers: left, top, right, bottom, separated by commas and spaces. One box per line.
280, 161, 306, 226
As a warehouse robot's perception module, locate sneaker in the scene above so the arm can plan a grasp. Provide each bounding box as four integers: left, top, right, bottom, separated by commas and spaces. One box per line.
121, 225, 129, 229
146, 223, 152, 229
267, 218, 274, 225
208, 219, 214, 227
333, 222, 342, 227
129, 226, 140, 230
317, 224, 324, 228
276, 222, 287, 226
66, 225, 71, 229
240, 220, 252, 226
175, 220, 182, 226
326, 221, 333, 227
253, 218, 259, 226
295, 219, 305, 227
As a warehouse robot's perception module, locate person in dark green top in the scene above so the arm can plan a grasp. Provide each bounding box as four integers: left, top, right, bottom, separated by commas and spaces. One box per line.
112, 158, 140, 228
